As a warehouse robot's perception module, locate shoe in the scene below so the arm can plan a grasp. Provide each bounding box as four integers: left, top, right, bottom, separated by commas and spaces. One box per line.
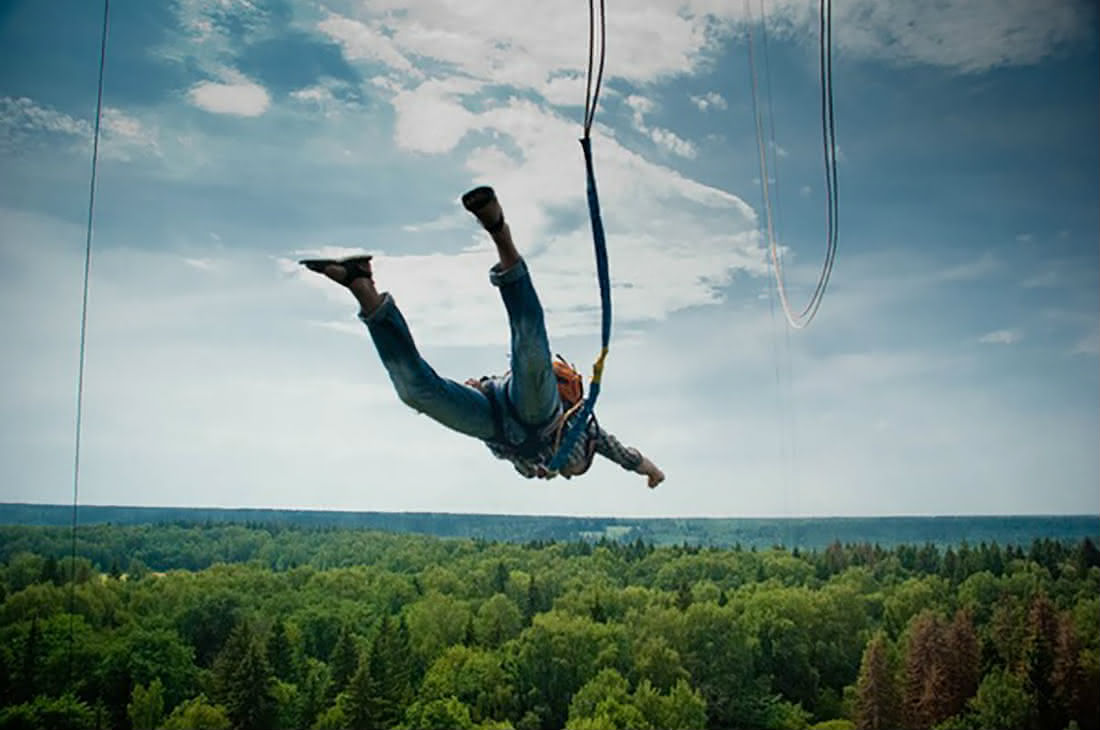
461, 186, 505, 234
299, 255, 373, 285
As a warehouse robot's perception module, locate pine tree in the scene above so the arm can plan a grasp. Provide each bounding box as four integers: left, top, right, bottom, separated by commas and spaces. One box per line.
987, 542, 1005, 576
127, 679, 165, 730
464, 615, 477, 646
903, 611, 952, 730
945, 609, 980, 716
1076, 537, 1100, 573
212, 620, 254, 705
941, 548, 958, 583
41, 556, 59, 586
297, 659, 330, 730
1052, 612, 1084, 730
591, 593, 607, 624
17, 618, 40, 703
266, 620, 297, 684
914, 661, 952, 730
676, 581, 692, 611
0, 646, 10, 706
855, 631, 901, 730
1021, 592, 1059, 730
328, 624, 358, 699
225, 640, 276, 730
367, 614, 414, 727
493, 561, 509, 594
524, 576, 541, 624
343, 648, 380, 730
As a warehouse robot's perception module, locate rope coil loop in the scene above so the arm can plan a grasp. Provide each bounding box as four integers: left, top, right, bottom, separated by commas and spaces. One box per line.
749, 0, 838, 329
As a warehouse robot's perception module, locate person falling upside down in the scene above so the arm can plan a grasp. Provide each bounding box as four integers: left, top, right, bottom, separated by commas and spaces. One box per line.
301, 186, 665, 488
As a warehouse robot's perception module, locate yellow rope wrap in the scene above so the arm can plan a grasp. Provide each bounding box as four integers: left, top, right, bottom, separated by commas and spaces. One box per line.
591, 347, 609, 385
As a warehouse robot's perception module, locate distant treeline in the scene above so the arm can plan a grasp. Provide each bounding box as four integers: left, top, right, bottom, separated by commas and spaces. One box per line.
0, 519, 1098, 582
2, 503, 1097, 550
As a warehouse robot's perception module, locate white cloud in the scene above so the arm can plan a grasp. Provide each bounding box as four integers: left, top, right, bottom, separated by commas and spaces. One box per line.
626, 95, 655, 120
0, 96, 90, 139
818, 0, 1094, 73
540, 74, 587, 107
316, 13, 419, 76
290, 80, 366, 121
161, 0, 272, 89
289, 85, 336, 117
187, 80, 271, 117
690, 91, 728, 111
291, 87, 330, 105
318, 2, 717, 99
0, 97, 161, 161
280, 91, 758, 346
647, 127, 698, 159
312, 0, 1090, 122
389, 79, 484, 154
979, 329, 1023, 345
624, 95, 697, 159
101, 107, 161, 160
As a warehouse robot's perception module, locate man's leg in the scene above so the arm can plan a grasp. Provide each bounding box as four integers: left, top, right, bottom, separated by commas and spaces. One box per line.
465, 191, 561, 427
333, 268, 497, 440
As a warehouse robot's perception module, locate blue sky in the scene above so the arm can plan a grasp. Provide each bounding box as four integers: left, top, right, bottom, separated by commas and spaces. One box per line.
0, 0, 1096, 518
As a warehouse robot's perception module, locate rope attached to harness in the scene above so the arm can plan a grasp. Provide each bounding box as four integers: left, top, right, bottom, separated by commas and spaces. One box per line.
549, 0, 609, 471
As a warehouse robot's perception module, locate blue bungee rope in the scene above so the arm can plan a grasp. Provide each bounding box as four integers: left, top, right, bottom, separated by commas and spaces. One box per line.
549, 138, 611, 470
549, 0, 609, 472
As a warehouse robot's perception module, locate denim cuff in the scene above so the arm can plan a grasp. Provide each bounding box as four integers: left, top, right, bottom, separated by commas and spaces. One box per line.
489, 257, 529, 287
358, 291, 394, 326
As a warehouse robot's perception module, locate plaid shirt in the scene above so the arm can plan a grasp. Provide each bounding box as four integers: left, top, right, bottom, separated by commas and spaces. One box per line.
479, 377, 644, 480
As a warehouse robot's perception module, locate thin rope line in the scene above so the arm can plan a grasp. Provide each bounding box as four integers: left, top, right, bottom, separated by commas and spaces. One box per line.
758, 0, 784, 254
823, 0, 839, 288
592, 0, 606, 131
584, 0, 606, 136
764, 210, 792, 525
754, 0, 798, 540
801, 0, 838, 320
805, 0, 838, 315
69, 0, 110, 685
584, 0, 595, 131
749, 0, 838, 329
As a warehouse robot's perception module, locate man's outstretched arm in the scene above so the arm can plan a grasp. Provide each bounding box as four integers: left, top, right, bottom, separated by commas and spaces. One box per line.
593, 427, 665, 488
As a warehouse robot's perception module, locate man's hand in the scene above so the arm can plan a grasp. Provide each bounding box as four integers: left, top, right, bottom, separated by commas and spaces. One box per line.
637, 457, 665, 489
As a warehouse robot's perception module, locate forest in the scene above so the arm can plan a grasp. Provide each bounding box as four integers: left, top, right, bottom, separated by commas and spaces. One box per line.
0, 523, 1097, 730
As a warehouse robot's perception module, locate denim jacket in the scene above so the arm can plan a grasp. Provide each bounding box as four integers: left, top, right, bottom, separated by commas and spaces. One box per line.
476, 376, 644, 480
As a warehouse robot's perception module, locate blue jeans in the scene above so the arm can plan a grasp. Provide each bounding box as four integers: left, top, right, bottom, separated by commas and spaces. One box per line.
360, 257, 562, 444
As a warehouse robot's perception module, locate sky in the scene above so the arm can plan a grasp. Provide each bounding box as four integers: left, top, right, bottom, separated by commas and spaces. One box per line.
0, 0, 1097, 518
